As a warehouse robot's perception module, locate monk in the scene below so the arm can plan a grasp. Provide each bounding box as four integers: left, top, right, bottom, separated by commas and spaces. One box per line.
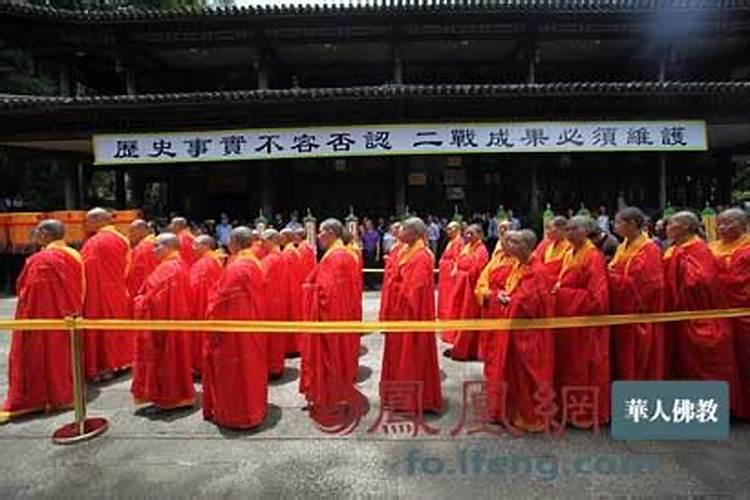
608, 207, 665, 380
446, 224, 489, 361
294, 227, 317, 281
484, 230, 553, 431
300, 218, 360, 417
204, 227, 268, 429
663, 211, 738, 404
251, 229, 266, 260
280, 229, 303, 357
342, 227, 363, 371
127, 219, 159, 297
379, 222, 404, 321
261, 229, 289, 378
551, 216, 610, 426
189, 235, 224, 375
532, 216, 571, 286
381, 217, 442, 413
131, 233, 195, 410
1, 220, 82, 424
170, 217, 196, 267
81, 207, 133, 381
438, 221, 464, 343
711, 208, 750, 418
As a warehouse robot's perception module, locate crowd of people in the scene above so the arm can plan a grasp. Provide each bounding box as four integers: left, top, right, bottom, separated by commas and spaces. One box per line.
0, 205, 748, 435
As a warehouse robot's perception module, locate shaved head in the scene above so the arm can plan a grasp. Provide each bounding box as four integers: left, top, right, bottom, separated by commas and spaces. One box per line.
129, 218, 151, 246
401, 217, 427, 245
230, 226, 254, 249
320, 218, 344, 239
262, 228, 281, 242
670, 211, 701, 233
86, 207, 110, 223
170, 217, 188, 231
717, 207, 749, 242
195, 234, 217, 251
36, 219, 65, 242
156, 232, 179, 249
718, 208, 748, 225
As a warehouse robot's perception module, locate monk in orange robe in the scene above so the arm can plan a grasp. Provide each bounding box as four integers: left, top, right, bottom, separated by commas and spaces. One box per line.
711, 208, 750, 418
131, 233, 195, 410
300, 218, 360, 416
81, 208, 133, 381
189, 235, 224, 375
170, 217, 196, 267
261, 229, 289, 378
280, 229, 303, 357
532, 216, 571, 287
438, 221, 464, 343
204, 227, 268, 429
663, 211, 738, 404
379, 222, 404, 321
294, 227, 317, 282
551, 216, 610, 426
446, 224, 489, 361
481, 230, 553, 431
608, 207, 665, 380
1, 220, 82, 424
127, 219, 158, 299
381, 217, 442, 412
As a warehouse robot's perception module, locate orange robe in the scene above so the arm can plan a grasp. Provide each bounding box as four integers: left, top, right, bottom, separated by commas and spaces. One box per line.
438, 235, 464, 343
81, 225, 133, 379
262, 248, 289, 377
475, 250, 517, 369
282, 243, 303, 355
127, 234, 159, 299
177, 230, 196, 267
664, 237, 738, 405
553, 239, 610, 425
379, 241, 405, 321
189, 251, 224, 374
1, 241, 83, 420
711, 234, 750, 418
608, 234, 666, 380
381, 240, 443, 412
204, 249, 268, 429
300, 240, 360, 413
132, 252, 195, 409
449, 240, 489, 360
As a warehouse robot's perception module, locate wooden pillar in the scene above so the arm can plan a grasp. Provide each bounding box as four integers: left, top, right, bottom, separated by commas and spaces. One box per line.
115, 169, 126, 208
658, 154, 668, 209
261, 161, 274, 217
394, 159, 406, 216
77, 161, 86, 208
392, 40, 403, 84
529, 162, 540, 218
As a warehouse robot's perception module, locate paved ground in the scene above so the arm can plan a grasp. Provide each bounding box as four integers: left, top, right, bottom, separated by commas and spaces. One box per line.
0, 293, 748, 499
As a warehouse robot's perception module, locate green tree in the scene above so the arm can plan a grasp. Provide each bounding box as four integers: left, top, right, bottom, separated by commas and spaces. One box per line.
732, 163, 750, 204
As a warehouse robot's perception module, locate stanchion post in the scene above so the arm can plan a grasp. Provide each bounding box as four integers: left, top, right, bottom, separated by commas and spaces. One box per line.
52, 317, 109, 445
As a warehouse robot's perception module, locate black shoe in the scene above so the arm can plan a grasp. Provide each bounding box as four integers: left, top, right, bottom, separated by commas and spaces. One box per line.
442, 349, 453, 359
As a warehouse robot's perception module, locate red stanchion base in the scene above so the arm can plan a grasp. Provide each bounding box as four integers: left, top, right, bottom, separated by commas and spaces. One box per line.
52, 417, 109, 445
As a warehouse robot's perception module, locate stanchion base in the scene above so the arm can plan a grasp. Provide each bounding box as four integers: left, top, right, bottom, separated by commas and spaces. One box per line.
52, 417, 109, 445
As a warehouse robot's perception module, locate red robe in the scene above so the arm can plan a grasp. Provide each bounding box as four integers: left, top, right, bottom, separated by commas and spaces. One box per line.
300, 240, 360, 411
282, 243, 304, 355
379, 242, 405, 321
127, 234, 159, 299
297, 240, 317, 282
475, 251, 517, 371
532, 237, 571, 288
664, 236, 737, 406
438, 235, 464, 343
131, 253, 195, 408
484, 261, 553, 430
553, 239, 610, 425
608, 235, 666, 380
449, 240, 489, 360
381, 240, 443, 412
711, 234, 750, 418
1, 241, 82, 420
204, 249, 268, 429
177, 230, 196, 267
262, 248, 289, 377
81, 225, 133, 379
189, 251, 224, 374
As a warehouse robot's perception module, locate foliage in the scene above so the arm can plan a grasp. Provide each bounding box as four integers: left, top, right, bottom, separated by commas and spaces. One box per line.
732, 162, 750, 205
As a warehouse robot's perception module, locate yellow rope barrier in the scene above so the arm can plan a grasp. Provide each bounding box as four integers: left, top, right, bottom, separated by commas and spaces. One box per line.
0, 308, 747, 334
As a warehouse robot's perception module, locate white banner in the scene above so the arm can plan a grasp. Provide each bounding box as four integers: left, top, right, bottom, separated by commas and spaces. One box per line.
93, 120, 707, 165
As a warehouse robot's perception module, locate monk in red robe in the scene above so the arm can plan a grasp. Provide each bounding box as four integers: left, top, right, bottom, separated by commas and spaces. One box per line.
381, 217, 442, 413
446, 224, 489, 361
281, 229, 303, 357
204, 227, 268, 429
127, 219, 159, 299
608, 207, 665, 380
342, 228, 363, 375
251, 229, 266, 260
711, 208, 750, 418
294, 227, 317, 282
189, 235, 224, 375
81, 207, 133, 381
131, 233, 195, 410
438, 221, 464, 343
261, 229, 289, 378
663, 211, 738, 405
483, 230, 553, 431
532, 216, 571, 287
379, 222, 405, 321
1, 220, 82, 424
300, 218, 360, 417
551, 216, 610, 426
170, 217, 196, 267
